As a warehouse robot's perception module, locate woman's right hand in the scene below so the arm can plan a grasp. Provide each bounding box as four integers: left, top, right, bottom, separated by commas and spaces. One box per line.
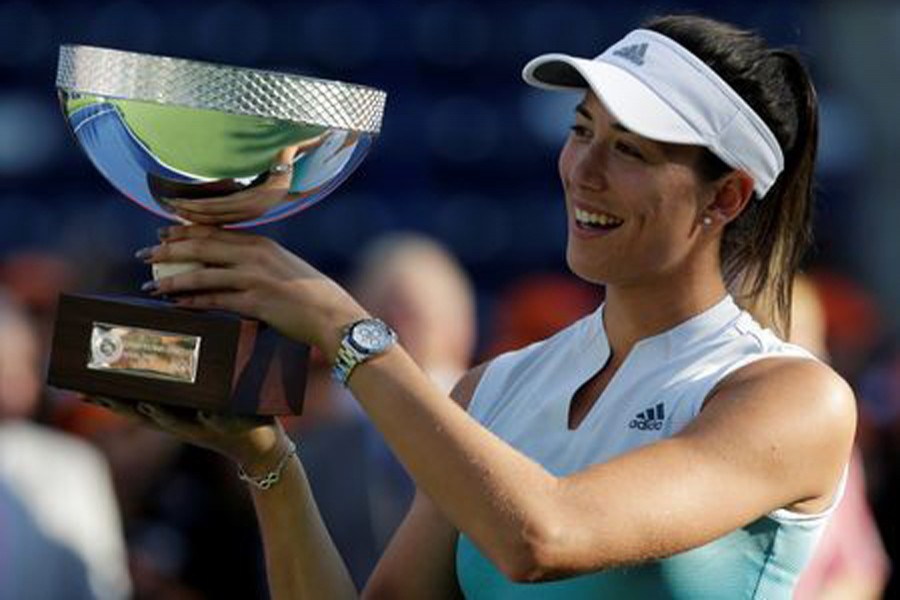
137, 225, 369, 363
86, 396, 292, 477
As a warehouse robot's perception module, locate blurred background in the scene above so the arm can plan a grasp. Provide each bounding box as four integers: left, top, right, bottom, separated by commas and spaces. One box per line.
0, 0, 897, 598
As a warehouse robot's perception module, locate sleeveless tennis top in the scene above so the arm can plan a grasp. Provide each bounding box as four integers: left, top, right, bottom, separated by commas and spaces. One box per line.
456, 295, 841, 599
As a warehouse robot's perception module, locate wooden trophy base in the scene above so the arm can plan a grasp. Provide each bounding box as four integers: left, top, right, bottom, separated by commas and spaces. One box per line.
48, 293, 307, 415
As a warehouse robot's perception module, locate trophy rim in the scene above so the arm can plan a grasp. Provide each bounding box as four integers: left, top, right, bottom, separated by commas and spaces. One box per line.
56, 44, 387, 134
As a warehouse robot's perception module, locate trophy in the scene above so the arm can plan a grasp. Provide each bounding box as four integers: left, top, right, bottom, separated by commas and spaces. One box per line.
47, 45, 386, 415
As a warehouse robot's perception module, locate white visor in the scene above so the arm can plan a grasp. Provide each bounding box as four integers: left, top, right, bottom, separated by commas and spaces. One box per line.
522, 29, 784, 198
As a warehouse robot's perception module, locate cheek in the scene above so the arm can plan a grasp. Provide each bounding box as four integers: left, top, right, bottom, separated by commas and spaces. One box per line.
558, 140, 576, 185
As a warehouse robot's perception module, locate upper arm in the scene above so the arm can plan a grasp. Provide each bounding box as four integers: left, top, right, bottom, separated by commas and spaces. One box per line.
363, 491, 463, 600
547, 358, 856, 572
362, 363, 491, 598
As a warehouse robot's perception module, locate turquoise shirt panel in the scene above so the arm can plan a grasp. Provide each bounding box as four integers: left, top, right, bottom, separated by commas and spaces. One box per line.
457, 514, 820, 599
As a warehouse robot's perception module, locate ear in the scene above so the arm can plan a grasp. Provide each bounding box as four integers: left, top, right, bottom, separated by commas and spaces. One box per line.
704, 171, 755, 225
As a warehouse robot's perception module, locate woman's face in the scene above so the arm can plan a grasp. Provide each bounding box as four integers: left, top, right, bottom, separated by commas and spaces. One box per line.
559, 92, 715, 287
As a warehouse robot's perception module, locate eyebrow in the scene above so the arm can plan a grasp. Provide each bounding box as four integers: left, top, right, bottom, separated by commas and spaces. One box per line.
574, 103, 635, 134
575, 103, 592, 121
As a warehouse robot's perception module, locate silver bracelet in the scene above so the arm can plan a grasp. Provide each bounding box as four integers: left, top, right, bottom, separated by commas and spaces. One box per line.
237, 440, 297, 491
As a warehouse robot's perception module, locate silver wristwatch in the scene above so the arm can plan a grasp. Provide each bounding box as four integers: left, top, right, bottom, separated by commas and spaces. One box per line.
332, 318, 397, 385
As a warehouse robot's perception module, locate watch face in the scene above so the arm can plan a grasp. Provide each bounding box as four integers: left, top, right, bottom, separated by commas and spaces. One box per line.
350, 319, 394, 353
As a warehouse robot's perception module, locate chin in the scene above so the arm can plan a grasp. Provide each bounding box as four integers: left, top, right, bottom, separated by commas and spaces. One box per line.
566, 245, 611, 285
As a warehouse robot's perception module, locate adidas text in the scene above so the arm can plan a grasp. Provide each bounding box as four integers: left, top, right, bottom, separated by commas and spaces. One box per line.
629, 402, 665, 431
629, 419, 663, 431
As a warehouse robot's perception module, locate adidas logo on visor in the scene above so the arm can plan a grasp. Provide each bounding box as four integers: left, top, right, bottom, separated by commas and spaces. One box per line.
612, 42, 648, 66
629, 402, 665, 431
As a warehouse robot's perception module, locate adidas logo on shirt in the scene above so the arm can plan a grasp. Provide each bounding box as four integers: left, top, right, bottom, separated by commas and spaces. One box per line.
629, 403, 665, 431
612, 42, 648, 66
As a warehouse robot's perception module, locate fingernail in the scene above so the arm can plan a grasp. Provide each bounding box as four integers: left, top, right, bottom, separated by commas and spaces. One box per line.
157, 227, 171, 240
140, 280, 159, 292
137, 403, 154, 415
135, 246, 155, 260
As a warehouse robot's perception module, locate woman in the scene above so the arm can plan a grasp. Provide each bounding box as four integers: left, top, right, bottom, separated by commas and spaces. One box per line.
117, 15, 855, 598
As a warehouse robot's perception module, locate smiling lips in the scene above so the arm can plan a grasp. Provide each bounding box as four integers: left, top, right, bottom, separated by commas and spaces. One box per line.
573, 206, 625, 232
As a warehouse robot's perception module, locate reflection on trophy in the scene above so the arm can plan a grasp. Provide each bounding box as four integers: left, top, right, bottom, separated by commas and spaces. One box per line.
47, 45, 386, 415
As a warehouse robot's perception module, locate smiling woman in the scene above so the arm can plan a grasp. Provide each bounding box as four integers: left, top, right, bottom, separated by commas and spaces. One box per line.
102, 13, 853, 600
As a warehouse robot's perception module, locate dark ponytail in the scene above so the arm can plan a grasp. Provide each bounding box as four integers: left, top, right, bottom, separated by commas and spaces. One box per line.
645, 16, 819, 337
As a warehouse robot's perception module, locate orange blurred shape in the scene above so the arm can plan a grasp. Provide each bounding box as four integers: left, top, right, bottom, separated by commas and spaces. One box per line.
53, 394, 133, 438
810, 270, 882, 354
485, 273, 602, 358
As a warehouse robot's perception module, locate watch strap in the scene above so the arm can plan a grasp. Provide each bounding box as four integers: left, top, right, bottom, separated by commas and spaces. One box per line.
332, 336, 367, 385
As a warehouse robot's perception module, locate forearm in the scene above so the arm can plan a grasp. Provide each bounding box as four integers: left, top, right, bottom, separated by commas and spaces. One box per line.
248, 454, 358, 600
347, 347, 563, 577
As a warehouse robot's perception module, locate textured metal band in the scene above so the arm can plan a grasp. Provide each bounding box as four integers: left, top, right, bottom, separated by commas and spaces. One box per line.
57, 45, 386, 133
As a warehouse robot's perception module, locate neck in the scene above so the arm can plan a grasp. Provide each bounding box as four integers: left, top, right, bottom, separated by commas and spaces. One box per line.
602, 266, 728, 360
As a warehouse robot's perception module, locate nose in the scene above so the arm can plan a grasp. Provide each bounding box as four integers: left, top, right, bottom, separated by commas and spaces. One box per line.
560, 138, 609, 193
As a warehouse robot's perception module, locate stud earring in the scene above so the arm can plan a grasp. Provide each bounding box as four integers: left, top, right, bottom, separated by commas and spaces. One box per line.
702, 216, 713, 226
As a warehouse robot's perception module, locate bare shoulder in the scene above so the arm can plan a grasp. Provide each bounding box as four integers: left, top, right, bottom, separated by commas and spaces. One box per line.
448, 361, 492, 411
711, 357, 856, 426
696, 357, 857, 510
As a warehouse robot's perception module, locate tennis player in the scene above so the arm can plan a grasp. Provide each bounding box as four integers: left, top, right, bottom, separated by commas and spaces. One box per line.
119, 14, 854, 599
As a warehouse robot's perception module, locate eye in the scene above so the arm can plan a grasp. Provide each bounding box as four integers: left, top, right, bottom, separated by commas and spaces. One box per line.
614, 140, 645, 160
569, 124, 591, 139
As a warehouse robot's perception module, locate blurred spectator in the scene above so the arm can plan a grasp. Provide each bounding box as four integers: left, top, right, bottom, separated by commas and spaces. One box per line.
0, 250, 78, 353
0, 478, 94, 600
0, 291, 132, 599
351, 232, 476, 392
790, 275, 890, 599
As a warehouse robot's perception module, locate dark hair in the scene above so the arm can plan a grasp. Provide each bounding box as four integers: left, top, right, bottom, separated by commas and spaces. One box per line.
644, 15, 818, 337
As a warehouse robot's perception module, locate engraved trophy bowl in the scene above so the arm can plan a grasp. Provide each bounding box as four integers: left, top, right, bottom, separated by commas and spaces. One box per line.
47, 46, 387, 415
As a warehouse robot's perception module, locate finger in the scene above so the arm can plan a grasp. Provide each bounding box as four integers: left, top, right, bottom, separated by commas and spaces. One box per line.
172, 290, 257, 315
150, 268, 256, 296
139, 238, 251, 267
293, 133, 329, 153
136, 402, 207, 438
83, 396, 169, 433
158, 224, 259, 245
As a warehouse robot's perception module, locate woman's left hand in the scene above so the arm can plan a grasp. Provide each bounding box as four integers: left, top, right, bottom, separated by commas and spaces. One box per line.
137, 225, 368, 361
86, 396, 291, 476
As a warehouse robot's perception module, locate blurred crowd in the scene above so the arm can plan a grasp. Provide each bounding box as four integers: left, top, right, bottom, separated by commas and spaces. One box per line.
0, 233, 897, 599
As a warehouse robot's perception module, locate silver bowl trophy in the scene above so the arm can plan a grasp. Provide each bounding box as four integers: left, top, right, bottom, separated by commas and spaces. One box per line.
47, 46, 386, 415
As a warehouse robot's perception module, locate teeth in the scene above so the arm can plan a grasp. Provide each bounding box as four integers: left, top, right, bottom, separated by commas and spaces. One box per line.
574, 207, 624, 227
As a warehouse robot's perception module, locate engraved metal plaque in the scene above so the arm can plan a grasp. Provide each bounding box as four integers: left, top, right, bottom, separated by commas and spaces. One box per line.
87, 322, 201, 383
